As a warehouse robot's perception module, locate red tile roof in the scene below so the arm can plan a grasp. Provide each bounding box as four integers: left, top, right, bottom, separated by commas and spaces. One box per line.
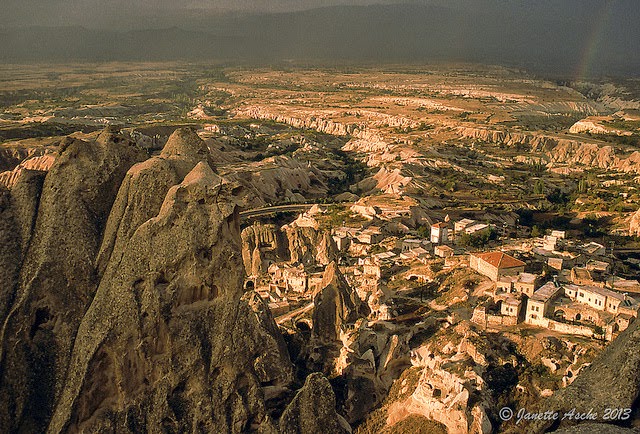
432, 222, 448, 229
474, 251, 525, 269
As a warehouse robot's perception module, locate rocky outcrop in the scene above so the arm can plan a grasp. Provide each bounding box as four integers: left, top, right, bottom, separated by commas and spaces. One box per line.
283, 220, 336, 267
0, 139, 57, 172
241, 223, 289, 277
279, 373, 351, 434
0, 154, 56, 189
240, 218, 336, 276
96, 127, 215, 276
311, 262, 367, 346
46, 161, 294, 432
522, 319, 640, 433
237, 105, 386, 142
569, 118, 632, 136
0, 129, 147, 432
629, 208, 640, 237
372, 167, 413, 195
335, 320, 410, 424
223, 155, 331, 208
0, 127, 351, 433
0, 169, 47, 324
458, 126, 640, 172
0, 187, 21, 327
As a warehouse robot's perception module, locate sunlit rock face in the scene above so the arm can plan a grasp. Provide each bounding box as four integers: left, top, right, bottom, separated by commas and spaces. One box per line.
0, 128, 148, 432
0, 128, 349, 434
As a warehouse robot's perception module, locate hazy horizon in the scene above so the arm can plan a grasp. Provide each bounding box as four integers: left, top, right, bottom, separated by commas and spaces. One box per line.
1, 0, 638, 79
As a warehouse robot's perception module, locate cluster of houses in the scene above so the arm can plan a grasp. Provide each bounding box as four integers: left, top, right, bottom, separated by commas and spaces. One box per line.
245, 207, 638, 342
469, 246, 639, 341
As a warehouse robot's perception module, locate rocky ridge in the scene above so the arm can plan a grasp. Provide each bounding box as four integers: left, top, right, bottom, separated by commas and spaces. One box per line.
458, 126, 640, 172
0, 128, 350, 433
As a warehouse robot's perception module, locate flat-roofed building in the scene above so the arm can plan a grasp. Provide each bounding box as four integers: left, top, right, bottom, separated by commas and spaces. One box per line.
435, 245, 455, 258
526, 281, 563, 323
501, 297, 522, 318
564, 284, 625, 314
455, 218, 475, 234
430, 222, 449, 245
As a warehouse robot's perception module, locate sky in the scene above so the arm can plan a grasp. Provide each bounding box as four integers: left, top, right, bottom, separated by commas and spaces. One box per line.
1, 0, 638, 78
1, 0, 400, 27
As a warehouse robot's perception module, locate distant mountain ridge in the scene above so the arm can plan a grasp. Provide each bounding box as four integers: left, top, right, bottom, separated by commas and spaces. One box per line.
1, 2, 638, 77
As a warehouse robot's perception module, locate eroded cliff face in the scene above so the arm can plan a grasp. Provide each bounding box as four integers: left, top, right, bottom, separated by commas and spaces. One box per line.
240, 216, 337, 277
283, 219, 337, 267
0, 129, 147, 433
519, 319, 640, 433
49, 161, 296, 433
458, 126, 640, 172
241, 223, 289, 277
0, 127, 350, 434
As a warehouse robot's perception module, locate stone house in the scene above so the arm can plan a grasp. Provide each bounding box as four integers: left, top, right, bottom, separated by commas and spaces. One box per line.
401, 238, 427, 252
501, 297, 522, 318
430, 222, 449, 245
357, 227, 384, 245
363, 261, 382, 278
435, 245, 455, 258
564, 284, 625, 314
469, 251, 526, 282
454, 218, 475, 234
525, 281, 563, 324
496, 272, 539, 297
333, 234, 351, 252
570, 267, 595, 286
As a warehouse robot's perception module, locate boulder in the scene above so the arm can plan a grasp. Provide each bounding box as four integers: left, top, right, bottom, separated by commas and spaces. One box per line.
279, 373, 351, 434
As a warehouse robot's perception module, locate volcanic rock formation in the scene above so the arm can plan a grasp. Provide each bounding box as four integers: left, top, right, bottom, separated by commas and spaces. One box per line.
0, 127, 349, 433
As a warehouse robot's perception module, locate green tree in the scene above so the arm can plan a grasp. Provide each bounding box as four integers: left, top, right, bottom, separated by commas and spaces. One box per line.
533, 179, 545, 195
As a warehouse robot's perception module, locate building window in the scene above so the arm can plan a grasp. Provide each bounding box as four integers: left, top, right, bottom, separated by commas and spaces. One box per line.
579, 293, 584, 297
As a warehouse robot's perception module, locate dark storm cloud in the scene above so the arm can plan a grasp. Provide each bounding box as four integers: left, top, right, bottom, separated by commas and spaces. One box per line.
0, 0, 638, 77
0, 0, 400, 27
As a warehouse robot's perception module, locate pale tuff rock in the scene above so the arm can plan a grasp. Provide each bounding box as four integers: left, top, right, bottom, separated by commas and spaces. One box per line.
0, 138, 57, 172
458, 126, 640, 172
283, 220, 336, 267
569, 117, 633, 136
223, 155, 330, 208
387, 340, 494, 434
241, 223, 288, 276
0, 154, 56, 189
311, 263, 368, 346
629, 208, 640, 237
523, 319, 640, 433
372, 167, 413, 195
387, 366, 491, 434
240, 218, 335, 276
335, 321, 410, 423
